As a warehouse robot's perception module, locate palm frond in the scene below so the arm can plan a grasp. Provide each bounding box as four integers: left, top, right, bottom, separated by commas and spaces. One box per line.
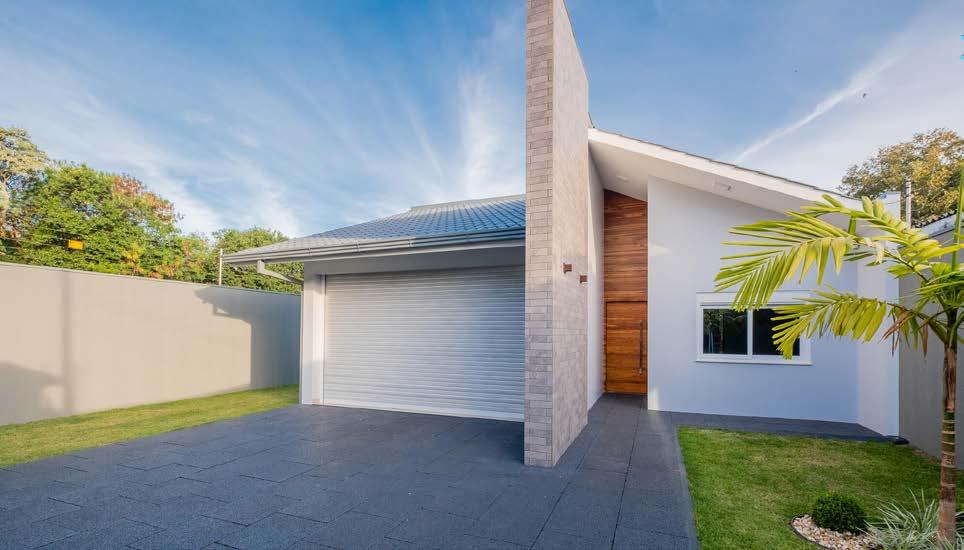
768, 289, 915, 359
717, 194, 964, 310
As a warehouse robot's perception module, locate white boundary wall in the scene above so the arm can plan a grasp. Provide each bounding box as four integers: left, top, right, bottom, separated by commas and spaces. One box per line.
0, 262, 300, 424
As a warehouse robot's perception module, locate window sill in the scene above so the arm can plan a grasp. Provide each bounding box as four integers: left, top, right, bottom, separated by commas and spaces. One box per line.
695, 357, 812, 366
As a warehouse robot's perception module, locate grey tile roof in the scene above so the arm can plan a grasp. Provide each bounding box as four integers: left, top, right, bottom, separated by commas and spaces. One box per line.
225, 194, 525, 262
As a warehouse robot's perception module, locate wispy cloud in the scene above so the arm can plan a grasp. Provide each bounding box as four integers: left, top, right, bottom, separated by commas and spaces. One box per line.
727, 0, 964, 188
0, 2, 524, 237
732, 56, 896, 164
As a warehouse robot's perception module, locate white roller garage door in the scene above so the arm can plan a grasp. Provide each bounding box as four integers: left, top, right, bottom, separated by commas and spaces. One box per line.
323, 265, 524, 421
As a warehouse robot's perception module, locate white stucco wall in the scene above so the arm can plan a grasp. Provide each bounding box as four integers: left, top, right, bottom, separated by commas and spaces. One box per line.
855, 264, 900, 435
587, 157, 605, 408
647, 178, 882, 425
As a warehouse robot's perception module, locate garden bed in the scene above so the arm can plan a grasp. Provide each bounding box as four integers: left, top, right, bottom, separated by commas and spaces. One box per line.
679, 427, 963, 549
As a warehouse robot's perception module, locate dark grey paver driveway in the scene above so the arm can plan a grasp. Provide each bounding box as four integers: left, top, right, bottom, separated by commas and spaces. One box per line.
0, 395, 883, 549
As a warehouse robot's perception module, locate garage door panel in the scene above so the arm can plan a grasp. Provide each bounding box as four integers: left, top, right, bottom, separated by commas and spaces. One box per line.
324, 265, 524, 421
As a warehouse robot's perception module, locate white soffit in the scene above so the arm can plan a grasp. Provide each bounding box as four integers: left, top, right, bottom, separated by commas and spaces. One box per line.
588, 128, 858, 214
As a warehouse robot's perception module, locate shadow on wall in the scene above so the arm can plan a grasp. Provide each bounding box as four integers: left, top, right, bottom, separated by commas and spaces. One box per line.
193, 286, 300, 389
0, 363, 65, 424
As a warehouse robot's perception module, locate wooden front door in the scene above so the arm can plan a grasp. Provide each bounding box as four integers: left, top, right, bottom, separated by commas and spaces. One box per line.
605, 301, 647, 394
604, 190, 647, 395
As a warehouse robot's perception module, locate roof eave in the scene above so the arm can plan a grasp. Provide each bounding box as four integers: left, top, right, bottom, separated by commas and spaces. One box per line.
223, 227, 526, 266
588, 127, 858, 208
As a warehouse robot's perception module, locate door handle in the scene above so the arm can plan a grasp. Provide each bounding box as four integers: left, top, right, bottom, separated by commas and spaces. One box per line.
638, 320, 644, 375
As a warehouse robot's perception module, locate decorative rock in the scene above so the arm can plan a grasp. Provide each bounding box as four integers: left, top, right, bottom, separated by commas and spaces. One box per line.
790, 515, 877, 550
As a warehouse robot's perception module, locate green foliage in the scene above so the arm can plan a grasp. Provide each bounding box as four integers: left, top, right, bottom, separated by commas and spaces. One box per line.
0, 126, 299, 293
5, 165, 193, 278
811, 492, 867, 533
840, 128, 964, 226
867, 492, 964, 550
0, 127, 48, 215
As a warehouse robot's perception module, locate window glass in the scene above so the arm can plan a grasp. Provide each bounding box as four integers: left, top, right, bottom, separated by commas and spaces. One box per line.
752, 308, 800, 356
702, 309, 747, 355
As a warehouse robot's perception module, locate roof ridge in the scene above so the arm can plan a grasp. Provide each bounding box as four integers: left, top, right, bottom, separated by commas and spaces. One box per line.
409, 194, 525, 211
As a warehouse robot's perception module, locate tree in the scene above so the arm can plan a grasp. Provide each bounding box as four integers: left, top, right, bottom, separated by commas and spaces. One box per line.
716, 173, 964, 544
0, 126, 48, 227
839, 128, 964, 226
212, 228, 301, 293
7, 165, 189, 277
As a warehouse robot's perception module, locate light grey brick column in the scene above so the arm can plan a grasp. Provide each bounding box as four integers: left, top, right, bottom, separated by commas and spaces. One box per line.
524, 0, 590, 467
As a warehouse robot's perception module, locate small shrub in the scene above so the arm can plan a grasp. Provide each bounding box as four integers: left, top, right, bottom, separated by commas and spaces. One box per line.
867, 492, 964, 550
811, 492, 867, 533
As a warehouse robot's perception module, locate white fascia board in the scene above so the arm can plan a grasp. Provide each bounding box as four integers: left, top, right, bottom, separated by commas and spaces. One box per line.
588, 128, 858, 209
920, 214, 957, 237
224, 229, 524, 266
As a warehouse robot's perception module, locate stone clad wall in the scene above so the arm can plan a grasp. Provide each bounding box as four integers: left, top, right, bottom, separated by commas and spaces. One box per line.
524, 0, 590, 467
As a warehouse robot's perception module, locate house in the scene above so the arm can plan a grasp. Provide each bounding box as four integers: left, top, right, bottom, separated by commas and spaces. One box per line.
225, 0, 900, 467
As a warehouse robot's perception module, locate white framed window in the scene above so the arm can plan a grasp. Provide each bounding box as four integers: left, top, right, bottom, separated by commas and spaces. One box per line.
696, 292, 811, 365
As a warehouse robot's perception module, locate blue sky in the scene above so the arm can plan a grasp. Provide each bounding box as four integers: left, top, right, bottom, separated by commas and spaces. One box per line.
2, 1, 962, 236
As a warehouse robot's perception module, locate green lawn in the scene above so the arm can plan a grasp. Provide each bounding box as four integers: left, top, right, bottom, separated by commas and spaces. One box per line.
0, 385, 298, 467
679, 427, 964, 550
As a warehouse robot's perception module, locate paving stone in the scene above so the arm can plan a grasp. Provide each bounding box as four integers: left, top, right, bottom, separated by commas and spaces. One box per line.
216, 512, 323, 550
126, 463, 202, 486
273, 474, 342, 499
544, 486, 620, 541
580, 454, 630, 473
470, 487, 559, 546
612, 525, 693, 550
189, 474, 277, 502
0, 497, 79, 530
331, 473, 398, 498
121, 476, 214, 504
532, 529, 612, 550
567, 468, 626, 494
203, 493, 297, 525
306, 511, 400, 549
0, 480, 80, 509
449, 534, 526, 549
130, 515, 242, 550
617, 491, 688, 537
279, 490, 359, 523
168, 450, 241, 469
53, 480, 144, 506
121, 493, 225, 529
417, 456, 477, 480
422, 485, 502, 519
624, 466, 682, 496
242, 459, 316, 482
122, 452, 189, 471
48, 495, 140, 532
287, 541, 338, 550
40, 518, 158, 549
307, 460, 373, 480
388, 509, 476, 548
367, 538, 420, 550
352, 489, 434, 521
0, 520, 75, 549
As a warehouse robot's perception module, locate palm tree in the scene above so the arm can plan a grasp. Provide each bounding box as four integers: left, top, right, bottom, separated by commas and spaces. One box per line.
716, 173, 964, 544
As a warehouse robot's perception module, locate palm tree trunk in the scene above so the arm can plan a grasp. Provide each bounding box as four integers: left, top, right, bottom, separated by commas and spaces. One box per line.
939, 336, 958, 544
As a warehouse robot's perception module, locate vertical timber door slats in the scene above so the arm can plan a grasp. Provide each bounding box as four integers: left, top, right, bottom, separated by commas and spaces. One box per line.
604, 190, 647, 394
